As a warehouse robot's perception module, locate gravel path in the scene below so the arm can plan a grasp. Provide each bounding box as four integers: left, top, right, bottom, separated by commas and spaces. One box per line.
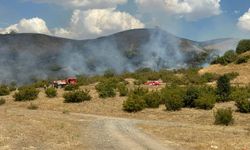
5, 108, 178, 150
69, 112, 178, 150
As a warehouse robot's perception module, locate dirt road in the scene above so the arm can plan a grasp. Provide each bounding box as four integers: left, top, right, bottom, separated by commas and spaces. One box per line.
85, 116, 174, 150
1, 108, 178, 150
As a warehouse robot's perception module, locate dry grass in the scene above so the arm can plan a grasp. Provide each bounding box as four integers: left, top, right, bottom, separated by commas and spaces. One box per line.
1, 80, 250, 149
199, 52, 250, 85
0, 106, 92, 149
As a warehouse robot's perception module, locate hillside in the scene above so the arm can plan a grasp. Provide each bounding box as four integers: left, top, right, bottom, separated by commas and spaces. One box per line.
0, 28, 238, 84
199, 51, 250, 84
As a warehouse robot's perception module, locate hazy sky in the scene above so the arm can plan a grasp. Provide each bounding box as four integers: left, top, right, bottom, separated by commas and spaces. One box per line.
0, 0, 250, 41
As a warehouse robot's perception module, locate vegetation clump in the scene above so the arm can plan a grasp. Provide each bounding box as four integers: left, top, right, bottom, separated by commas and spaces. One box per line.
216, 75, 231, 102
117, 83, 129, 96
211, 50, 238, 65
162, 86, 185, 111
236, 40, 250, 54
143, 91, 161, 108
214, 108, 234, 126
45, 87, 57, 98
64, 84, 79, 91
183, 86, 200, 108
0, 85, 10, 96
194, 93, 216, 110
14, 87, 39, 101
235, 56, 250, 64
63, 90, 91, 103
123, 94, 146, 112
95, 79, 117, 98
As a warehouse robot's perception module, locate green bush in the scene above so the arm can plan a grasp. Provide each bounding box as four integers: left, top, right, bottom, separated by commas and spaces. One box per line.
123, 94, 146, 112
0, 98, 6, 105
144, 91, 161, 108
45, 87, 57, 98
95, 79, 117, 98
216, 75, 231, 102
0, 85, 10, 96
232, 88, 250, 113
235, 99, 250, 113
14, 87, 39, 101
225, 72, 239, 80
162, 86, 185, 111
133, 77, 147, 85
211, 50, 238, 65
63, 90, 91, 103
235, 56, 250, 64
214, 108, 234, 126
194, 93, 216, 110
236, 40, 250, 54
201, 73, 219, 82
183, 86, 199, 108
165, 94, 184, 111
130, 87, 148, 97
117, 83, 128, 96
64, 84, 79, 91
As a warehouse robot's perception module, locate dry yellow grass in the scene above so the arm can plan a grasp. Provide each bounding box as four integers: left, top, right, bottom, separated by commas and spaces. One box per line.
199, 52, 250, 85
1, 77, 250, 149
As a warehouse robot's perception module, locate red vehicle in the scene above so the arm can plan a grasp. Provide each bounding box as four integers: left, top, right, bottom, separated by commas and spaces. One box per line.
53, 77, 77, 88
144, 81, 161, 86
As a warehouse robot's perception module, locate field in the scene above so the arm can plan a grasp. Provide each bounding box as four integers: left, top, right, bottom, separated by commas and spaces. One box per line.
1, 78, 250, 150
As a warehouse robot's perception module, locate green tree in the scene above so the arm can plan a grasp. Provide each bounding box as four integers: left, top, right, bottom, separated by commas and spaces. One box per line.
236, 40, 250, 54
216, 75, 231, 102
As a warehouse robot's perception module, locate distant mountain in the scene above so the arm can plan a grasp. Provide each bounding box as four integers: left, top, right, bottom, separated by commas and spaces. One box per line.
0, 28, 240, 84
200, 38, 240, 54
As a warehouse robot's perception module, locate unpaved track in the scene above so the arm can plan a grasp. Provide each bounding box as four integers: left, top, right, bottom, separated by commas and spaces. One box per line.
5, 108, 177, 150
87, 117, 170, 150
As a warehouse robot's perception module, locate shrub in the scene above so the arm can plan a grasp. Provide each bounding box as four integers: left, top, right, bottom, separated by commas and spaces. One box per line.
223, 50, 238, 63
117, 83, 128, 97
123, 94, 146, 112
232, 89, 250, 113
236, 40, 250, 54
235, 99, 250, 113
95, 79, 117, 98
183, 86, 199, 108
63, 90, 91, 103
165, 94, 184, 111
235, 56, 250, 64
214, 108, 234, 126
64, 84, 79, 91
144, 91, 161, 108
130, 87, 148, 97
201, 73, 219, 82
0, 98, 6, 105
225, 72, 239, 80
45, 87, 57, 98
0, 85, 10, 96
14, 87, 39, 101
211, 50, 238, 65
194, 93, 216, 110
230, 87, 250, 101
27, 103, 38, 110
162, 86, 185, 111
216, 75, 231, 102
133, 77, 147, 85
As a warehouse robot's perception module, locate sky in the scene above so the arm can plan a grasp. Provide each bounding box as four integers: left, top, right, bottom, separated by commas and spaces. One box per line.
0, 0, 250, 41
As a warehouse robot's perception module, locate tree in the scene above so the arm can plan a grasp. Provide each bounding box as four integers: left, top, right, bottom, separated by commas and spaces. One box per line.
236, 40, 250, 54
216, 75, 231, 102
